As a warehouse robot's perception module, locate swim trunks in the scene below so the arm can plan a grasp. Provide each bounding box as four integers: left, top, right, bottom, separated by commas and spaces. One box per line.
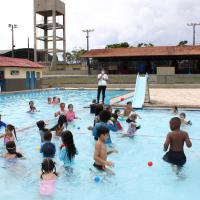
93, 163, 105, 171
163, 149, 186, 166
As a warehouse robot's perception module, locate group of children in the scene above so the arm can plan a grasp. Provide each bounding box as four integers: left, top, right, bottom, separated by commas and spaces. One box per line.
0, 97, 194, 196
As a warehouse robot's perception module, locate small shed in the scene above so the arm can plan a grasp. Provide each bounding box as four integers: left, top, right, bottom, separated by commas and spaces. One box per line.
0, 56, 44, 92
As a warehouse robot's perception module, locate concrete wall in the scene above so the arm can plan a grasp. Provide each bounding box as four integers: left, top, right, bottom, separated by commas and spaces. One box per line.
4, 67, 42, 79
4, 79, 41, 91
157, 67, 175, 75
41, 74, 200, 88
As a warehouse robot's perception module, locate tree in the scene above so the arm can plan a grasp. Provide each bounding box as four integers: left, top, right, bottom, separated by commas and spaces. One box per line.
177, 40, 188, 46
65, 48, 87, 64
105, 42, 130, 49
137, 43, 154, 47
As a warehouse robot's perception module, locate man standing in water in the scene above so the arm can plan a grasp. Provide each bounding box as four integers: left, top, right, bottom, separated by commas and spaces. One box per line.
97, 69, 108, 104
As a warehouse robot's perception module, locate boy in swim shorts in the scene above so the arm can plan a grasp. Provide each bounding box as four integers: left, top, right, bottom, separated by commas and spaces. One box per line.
93, 126, 114, 171
163, 117, 192, 166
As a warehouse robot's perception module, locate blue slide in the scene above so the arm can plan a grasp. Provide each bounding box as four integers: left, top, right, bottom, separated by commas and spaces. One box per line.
132, 74, 148, 108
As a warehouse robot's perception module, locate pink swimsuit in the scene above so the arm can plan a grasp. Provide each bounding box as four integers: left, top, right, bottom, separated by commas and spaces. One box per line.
39, 179, 56, 196
4, 136, 14, 145
66, 111, 75, 122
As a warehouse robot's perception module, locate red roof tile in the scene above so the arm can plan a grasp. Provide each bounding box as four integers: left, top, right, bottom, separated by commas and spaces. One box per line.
81, 46, 200, 58
0, 56, 43, 68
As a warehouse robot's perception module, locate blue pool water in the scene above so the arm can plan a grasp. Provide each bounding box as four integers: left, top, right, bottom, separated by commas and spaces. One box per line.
0, 89, 200, 200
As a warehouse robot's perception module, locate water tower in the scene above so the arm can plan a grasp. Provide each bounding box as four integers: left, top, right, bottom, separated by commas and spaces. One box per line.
33, 0, 66, 70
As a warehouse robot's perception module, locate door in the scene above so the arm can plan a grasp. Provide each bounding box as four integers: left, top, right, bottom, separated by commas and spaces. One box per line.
25, 71, 31, 90
30, 71, 36, 90
0, 71, 4, 92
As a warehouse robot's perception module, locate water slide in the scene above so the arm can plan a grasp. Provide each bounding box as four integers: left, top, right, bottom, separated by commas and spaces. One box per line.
132, 74, 148, 108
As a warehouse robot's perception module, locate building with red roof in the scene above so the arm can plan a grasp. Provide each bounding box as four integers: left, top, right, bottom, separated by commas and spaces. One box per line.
0, 56, 44, 92
81, 45, 200, 74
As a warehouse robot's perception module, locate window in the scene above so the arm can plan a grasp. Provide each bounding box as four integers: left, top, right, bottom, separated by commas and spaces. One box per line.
10, 70, 19, 76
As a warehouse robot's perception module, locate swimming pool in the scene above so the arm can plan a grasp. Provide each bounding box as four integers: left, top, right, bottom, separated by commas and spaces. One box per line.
0, 89, 200, 200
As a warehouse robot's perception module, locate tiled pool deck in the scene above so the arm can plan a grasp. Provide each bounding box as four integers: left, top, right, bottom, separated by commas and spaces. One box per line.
111, 88, 200, 109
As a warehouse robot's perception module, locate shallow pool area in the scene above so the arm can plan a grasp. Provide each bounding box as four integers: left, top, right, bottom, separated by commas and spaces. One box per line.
0, 89, 200, 200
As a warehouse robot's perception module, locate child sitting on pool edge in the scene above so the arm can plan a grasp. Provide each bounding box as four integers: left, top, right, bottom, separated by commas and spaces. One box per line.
40, 158, 58, 196
163, 117, 192, 166
93, 126, 114, 171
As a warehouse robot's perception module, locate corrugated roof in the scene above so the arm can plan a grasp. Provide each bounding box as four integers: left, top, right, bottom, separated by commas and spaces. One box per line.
81, 46, 200, 58
0, 56, 43, 68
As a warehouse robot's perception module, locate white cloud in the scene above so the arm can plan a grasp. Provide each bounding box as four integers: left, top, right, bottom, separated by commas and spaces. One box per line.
0, 0, 200, 51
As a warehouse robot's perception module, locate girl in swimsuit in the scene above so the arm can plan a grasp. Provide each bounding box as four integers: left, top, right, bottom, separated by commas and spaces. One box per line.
1, 141, 23, 159
39, 158, 58, 196
66, 104, 79, 122
59, 131, 78, 169
0, 124, 17, 145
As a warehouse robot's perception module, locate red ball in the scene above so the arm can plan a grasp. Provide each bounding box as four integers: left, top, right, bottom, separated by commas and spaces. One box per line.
120, 97, 125, 101
148, 161, 153, 167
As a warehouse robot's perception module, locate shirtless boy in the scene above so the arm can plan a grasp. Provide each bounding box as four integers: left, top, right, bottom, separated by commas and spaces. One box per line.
93, 126, 114, 171
123, 101, 133, 117
163, 117, 192, 166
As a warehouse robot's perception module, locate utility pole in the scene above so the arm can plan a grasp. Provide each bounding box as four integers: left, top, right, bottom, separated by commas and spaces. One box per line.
8, 24, 18, 58
28, 37, 30, 60
82, 29, 94, 75
187, 23, 200, 46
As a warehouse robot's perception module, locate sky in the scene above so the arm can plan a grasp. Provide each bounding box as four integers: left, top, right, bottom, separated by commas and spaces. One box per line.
0, 0, 200, 52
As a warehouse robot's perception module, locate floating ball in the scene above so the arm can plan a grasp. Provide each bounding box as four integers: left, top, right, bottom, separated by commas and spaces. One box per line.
73, 125, 76, 128
36, 145, 40, 151
120, 97, 125, 101
94, 176, 100, 183
77, 127, 80, 130
148, 161, 153, 167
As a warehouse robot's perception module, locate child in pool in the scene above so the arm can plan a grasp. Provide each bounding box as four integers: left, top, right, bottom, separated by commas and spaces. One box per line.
93, 110, 118, 144
66, 104, 79, 122
59, 131, 78, 170
0, 114, 6, 129
172, 106, 178, 115
29, 101, 38, 112
163, 117, 192, 166
88, 104, 104, 131
123, 101, 134, 117
47, 97, 52, 104
105, 105, 113, 114
50, 115, 67, 136
40, 131, 56, 158
112, 110, 123, 131
39, 158, 58, 196
93, 126, 114, 171
51, 97, 57, 104
126, 112, 141, 129
54, 103, 67, 117
90, 99, 97, 114
1, 141, 23, 159
179, 112, 192, 126
36, 120, 49, 143
0, 124, 17, 144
